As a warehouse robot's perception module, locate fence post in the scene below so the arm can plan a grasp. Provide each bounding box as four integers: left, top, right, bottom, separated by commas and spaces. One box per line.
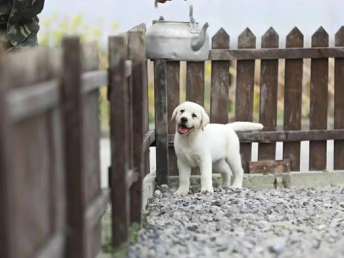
60, 37, 86, 258
334, 27, 344, 169
108, 35, 130, 251
283, 27, 303, 171
155, 60, 169, 185
309, 27, 329, 170
210, 28, 230, 123
167, 61, 180, 176
235, 28, 256, 172
0, 57, 13, 258
186, 61, 205, 106
128, 30, 147, 223
259, 27, 279, 160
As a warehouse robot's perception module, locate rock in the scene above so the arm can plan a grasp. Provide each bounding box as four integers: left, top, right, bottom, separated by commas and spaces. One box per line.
154, 189, 162, 197
268, 239, 286, 255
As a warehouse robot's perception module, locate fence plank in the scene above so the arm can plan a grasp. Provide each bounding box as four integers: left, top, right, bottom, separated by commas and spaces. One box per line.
60, 37, 86, 258
259, 27, 279, 160
108, 36, 130, 249
334, 27, 344, 169
167, 61, 180, 176
235, 28, 256, 172
210, 28, 230, 123
155, 60, 169, 185
8, 80, 58, 122
128, 31, 147, 223
0, 62, 12, 258
283, 27, 303, 171
186, 62, 204, 105
309, 27, 329, 170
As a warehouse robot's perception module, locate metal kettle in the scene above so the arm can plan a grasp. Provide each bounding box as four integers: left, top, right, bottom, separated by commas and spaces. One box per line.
146, 5, 210, 61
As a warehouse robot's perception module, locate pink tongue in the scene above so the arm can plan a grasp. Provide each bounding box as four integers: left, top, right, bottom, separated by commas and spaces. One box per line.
178, 127, 190, 135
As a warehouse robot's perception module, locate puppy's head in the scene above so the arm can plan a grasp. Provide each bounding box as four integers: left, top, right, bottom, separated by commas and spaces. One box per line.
171, 101, 210, 136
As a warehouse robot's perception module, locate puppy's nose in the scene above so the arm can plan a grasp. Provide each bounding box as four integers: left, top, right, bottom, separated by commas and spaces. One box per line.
181, 117, 188, 123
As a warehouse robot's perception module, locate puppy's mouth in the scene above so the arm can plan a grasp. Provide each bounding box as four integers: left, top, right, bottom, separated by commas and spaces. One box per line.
177, 124, 194, 135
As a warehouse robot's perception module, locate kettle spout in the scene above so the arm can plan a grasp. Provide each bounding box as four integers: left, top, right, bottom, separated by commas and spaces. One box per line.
191, 22, 209, 51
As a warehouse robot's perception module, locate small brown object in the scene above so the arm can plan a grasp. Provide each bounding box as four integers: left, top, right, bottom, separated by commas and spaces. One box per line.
249, 160, 291, 174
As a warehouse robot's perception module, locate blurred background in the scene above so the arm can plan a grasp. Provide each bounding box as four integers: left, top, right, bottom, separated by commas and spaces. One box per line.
40, 0, 343, 47
38, 0, 344, 133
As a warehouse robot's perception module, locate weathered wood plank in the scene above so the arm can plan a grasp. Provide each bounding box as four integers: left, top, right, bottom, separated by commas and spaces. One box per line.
259, 27, 279, 160
309, 27, 329, 170
334, 27, 344, 170
128, 30, 146, 223
155, 60, 169, 185
165, 129, 344, 145
210, 28, 230, 123
60, 37, 86, 258
235, 28, 256, 172
82, 42, 100, 72
3, 47, 59, 88
283, 27, 303, 171
186, 62, 205, 105
238, 129, 344, 142
127, 169, 139, 189
108, 35, 130, 249
84, 190, 110, 229
167, 61, 180, 176
142, 130, 155, 150
0, 59, 13, 258
35, 233, 65, 258
81, 70, 107, 94
249, 159, 290, 174
8, 80, 58, 122
210, 47, 344, 60
82, 91, 101, 205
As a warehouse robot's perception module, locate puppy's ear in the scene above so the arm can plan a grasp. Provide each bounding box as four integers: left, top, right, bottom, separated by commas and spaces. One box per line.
171, 107, 178, 121
201, 108, 210, 130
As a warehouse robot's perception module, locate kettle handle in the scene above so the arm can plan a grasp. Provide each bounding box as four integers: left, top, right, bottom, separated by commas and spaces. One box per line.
189, 5, 195, 24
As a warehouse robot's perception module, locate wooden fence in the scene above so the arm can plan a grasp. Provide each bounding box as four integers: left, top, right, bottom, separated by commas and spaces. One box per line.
108, 26, 151, 252
153, 26, 344, 184
0, 26, 150, 258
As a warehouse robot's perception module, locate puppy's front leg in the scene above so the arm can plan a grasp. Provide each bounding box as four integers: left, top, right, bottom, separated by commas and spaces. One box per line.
175, 159, 191, 196
200, 155, 213, 193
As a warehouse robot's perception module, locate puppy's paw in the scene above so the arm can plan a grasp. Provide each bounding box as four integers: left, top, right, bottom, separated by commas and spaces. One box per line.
201, 186, 214, 194
230, 183, 242, 189
175, 187, 189, 196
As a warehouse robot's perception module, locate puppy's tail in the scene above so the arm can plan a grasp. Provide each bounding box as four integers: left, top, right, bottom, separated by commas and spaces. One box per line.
227, 122, 264, 131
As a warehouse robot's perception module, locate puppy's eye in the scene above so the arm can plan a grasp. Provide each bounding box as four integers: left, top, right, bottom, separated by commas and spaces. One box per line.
180, 109, 185, 113
192, 113, 197, 118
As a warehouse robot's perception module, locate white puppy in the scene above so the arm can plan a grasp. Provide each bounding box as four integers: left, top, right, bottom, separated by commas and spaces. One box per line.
172, 101, 263, 195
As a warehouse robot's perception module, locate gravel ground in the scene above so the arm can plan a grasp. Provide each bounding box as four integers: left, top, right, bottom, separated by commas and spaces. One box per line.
129, 186, 344, 258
